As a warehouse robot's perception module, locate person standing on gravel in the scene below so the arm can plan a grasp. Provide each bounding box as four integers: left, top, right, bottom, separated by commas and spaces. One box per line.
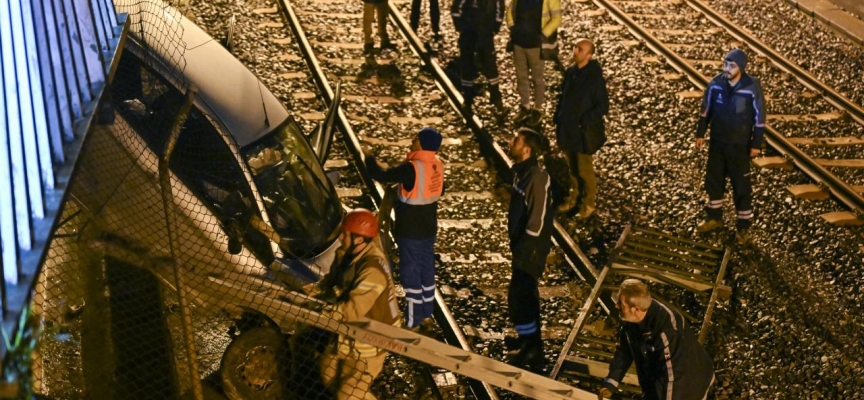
312, 209, 401, 400
505, 0, 561, 126
451, 0, 507, 119
505, 127, 555, 371
598, 279, 715, 400
363, 0, 395, 55
366, 128, 445, 333
410, 0, 442, 41
694, 48, 765, 245
552, 38, 608, 219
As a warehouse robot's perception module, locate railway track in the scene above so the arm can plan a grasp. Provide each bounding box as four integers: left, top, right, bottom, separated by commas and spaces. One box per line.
186, 0, 864, 398
272, 0, 607, 397
190, 0, 638, 398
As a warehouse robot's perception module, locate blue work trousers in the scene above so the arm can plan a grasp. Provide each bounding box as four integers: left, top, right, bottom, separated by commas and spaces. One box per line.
397, 237, 436, 328
705, 141, 753, 229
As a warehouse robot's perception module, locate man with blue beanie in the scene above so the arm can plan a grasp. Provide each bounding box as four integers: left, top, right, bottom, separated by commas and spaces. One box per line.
366, 127, 445, 333
694, 48, 766, 245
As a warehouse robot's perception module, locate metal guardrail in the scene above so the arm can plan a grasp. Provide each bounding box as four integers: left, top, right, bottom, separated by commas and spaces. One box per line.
0, 0, 126, 332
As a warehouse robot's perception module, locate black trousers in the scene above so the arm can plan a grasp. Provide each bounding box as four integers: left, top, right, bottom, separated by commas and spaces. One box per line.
705, 141, 753, 229
410, 0, 439, 33
508, 268, 540, 337
457, 28, 500, 100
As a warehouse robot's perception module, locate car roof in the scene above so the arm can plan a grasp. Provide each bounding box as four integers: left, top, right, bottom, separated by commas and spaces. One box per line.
120, 0, 290, 147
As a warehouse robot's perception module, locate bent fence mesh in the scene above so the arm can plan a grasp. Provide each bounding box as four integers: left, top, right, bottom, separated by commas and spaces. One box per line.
32, 1, 362, 398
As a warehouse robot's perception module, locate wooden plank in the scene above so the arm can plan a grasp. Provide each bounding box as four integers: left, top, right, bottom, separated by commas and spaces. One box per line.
786, 136, 864, 145
562, 356, 640, 386
311, 40, 364, 49
753, 156, 794, 170
814, 159, 864, 168
787, 184, 864, 198
820, 211, 864, 226
612, 263, 714, 292
787, 184, 830, 200
676, 90, 702, 98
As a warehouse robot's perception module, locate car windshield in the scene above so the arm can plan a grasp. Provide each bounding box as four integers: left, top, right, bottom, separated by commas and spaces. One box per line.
241, 118, 342, 258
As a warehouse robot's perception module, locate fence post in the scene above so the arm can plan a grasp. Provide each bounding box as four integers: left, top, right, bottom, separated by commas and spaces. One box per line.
157, 85, 204, 400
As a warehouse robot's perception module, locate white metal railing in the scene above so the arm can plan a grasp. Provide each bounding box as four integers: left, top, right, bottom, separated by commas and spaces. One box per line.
0, 0, 126, 325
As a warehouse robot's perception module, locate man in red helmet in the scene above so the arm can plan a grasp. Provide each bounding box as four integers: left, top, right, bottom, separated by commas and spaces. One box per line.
313, 209, 401, 400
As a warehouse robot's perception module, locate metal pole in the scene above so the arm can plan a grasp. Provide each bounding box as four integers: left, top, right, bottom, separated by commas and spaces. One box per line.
157, 85, 204, 400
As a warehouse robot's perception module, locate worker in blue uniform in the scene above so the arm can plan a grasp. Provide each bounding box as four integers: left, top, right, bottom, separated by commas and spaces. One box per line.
694, 49, 766, 245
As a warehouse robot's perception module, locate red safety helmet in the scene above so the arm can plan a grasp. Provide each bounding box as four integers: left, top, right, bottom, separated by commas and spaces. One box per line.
342, 209, 378, 238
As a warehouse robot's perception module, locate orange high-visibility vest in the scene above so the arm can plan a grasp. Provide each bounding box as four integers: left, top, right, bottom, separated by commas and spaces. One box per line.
398, 150, 444, 205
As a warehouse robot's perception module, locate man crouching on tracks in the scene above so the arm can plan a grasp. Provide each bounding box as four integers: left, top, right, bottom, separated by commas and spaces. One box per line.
506, 127, 555, 371
694, 48, 766, 245
598, 279, 714, 400
309, 209, 402, 400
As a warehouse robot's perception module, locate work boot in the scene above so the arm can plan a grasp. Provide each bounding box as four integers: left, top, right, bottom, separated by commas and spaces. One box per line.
526, 109, 542, 126
509, 335, 545, 371
736, 228, 750, 245
419, 317, 437, 335
408, 318, 436, 337
462, 96, 474, 119
696, 218, 724, 233
504, 336, 523, 351
575, 205, 595, 220
490, 85, 503, 109
380, 40, 397, 51
557, 193, 577, 213
514, 106, 531, 125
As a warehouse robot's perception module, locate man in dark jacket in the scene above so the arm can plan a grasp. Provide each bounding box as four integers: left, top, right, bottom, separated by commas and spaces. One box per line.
451, 0, 506, 119
366, 128, 445, 332
599, 279, 714, 400
694, 48, 765, 245
506, 127, 554, 370
553, 38, 608, 219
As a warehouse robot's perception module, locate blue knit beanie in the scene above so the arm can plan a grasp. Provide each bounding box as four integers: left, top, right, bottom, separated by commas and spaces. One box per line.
725, 49, 748, 72
418, 127, 442, 151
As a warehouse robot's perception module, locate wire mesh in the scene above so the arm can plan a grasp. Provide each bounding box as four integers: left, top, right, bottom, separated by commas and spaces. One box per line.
31, 1, 387, 399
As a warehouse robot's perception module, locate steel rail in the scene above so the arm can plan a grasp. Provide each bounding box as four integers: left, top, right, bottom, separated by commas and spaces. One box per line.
276, 0, 384, 206
595, 0, 864, 217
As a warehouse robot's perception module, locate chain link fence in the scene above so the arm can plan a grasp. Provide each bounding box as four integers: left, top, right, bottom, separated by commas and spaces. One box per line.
32, 1, 370, 398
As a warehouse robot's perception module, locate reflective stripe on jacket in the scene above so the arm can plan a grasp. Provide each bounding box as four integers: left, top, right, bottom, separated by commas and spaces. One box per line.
695, 72, 766, 148
602, 300, 714, 400
330, 242, 401, 358
398, 150, 444, 205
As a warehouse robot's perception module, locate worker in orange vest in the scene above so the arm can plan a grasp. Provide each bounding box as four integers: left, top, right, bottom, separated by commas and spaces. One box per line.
366, 127, 445, 333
